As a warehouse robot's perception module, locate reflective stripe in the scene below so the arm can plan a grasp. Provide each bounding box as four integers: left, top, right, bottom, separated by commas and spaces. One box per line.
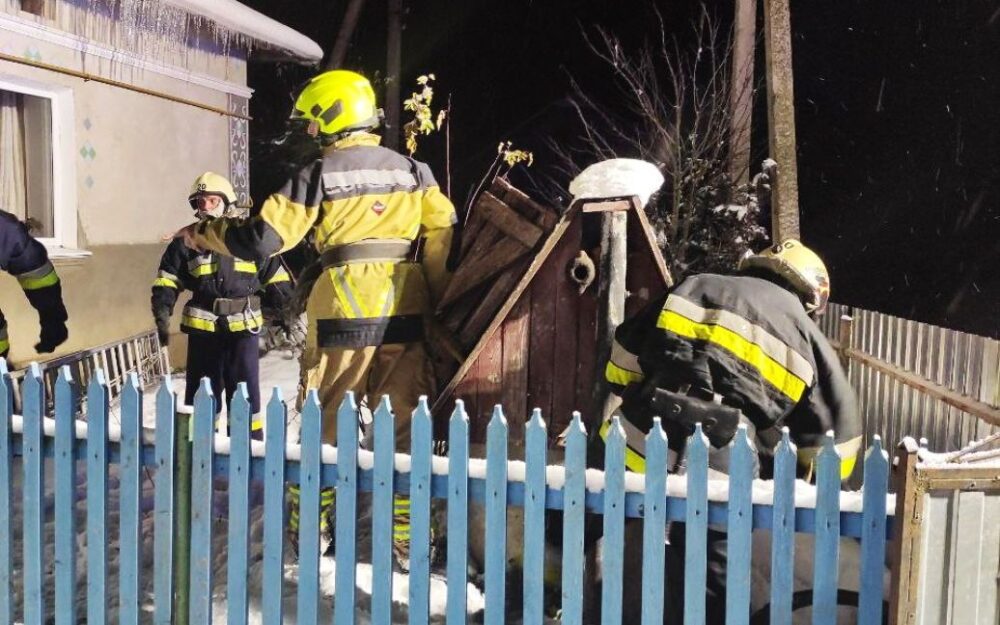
605, 361, 644, 386
227, 311, 264, 332
265, 267, 291, 285
599, 419, 648, 474
187, 255, 217, 277
182, 315, 215, 332
609, 339, 642, 375
181, 305, 218, 332
0, 338, 8, 354
321, 168, 417, 191
657, 303, 810, 402
16, 261, 58, 290
376, 277, 395, 317
234, 260, 257, 273
330, 267, 367, 318
153, 270, 180, 289
797, 435, 863, 481
250, 419, 263, 431
661, 295, 815, 385
189, 263, 218, 277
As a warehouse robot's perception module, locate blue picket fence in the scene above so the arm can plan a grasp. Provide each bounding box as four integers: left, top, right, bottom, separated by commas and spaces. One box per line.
0, 358, 894, 625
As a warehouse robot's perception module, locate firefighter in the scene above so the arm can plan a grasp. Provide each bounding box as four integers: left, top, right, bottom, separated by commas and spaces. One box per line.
174, 70, 457, 568
0, 210, 69, 361
152, 172, 293, 438
585, 239, 861, 623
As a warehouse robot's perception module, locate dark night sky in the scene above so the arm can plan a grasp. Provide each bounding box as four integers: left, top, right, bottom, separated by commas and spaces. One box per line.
242, 0, 999, 338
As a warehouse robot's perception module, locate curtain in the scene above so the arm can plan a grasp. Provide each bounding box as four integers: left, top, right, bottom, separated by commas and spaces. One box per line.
0, 90, 28, 220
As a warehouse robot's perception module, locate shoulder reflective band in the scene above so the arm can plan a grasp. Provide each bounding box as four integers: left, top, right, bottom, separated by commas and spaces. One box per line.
0, 325, 8, 355
16, 261, 59, 290
657, 295, 814, 402
234, 260, 257, 273
187, 255, 218, 277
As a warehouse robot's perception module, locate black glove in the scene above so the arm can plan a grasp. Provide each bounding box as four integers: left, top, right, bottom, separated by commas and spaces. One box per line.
35, 320, 68, 354
157, 326, 170, 347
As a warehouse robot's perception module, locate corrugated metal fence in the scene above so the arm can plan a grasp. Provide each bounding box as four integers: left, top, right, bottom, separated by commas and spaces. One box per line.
0, 358, 895, 625
819, 303, 1000, 454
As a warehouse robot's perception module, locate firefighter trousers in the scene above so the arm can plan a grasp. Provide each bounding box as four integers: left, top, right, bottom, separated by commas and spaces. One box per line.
298, 340, 435, 448
185, 333, 263, 438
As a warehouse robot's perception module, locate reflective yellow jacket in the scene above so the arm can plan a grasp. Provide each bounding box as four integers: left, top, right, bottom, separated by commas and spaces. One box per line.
190, 133, 456, 348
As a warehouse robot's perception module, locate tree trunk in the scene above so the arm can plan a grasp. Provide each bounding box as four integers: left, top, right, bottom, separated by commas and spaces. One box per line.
763, 0, 800, 241
729, 0, 757, 187
324, 0, 367, 70
384, 0, 403, 151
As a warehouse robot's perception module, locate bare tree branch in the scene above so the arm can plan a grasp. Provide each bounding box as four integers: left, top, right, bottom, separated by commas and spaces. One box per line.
548, 4, 768, 278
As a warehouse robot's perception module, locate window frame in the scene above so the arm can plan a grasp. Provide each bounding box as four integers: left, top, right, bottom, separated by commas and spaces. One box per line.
0, 73, 79, 253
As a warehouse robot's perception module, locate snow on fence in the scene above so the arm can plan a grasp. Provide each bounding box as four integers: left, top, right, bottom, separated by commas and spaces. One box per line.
819, 303, 1000, 455
0, 358, 894, 625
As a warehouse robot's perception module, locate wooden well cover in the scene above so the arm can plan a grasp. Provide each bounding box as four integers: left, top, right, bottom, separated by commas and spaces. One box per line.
434, 196, 671, 446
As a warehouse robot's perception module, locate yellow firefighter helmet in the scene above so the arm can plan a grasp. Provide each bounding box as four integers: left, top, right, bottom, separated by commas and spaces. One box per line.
188, 172, 237, 207
739, 239, 831, 315
290, 70, 381, 139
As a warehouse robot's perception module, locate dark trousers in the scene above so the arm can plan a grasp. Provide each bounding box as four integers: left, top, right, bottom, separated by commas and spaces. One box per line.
184, 332, 261, 420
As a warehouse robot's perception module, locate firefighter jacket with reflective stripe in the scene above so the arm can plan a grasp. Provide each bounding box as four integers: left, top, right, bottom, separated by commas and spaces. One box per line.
605, 272, 862, 479
0, 210, 67, 356
188, 132, 457, 349
151, 233, 293, 337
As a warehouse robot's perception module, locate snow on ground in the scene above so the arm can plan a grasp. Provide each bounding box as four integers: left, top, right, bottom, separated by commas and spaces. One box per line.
7, 348, 483, 624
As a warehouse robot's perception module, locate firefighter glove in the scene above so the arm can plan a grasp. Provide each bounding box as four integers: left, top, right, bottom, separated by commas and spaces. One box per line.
35, 319, 68, 354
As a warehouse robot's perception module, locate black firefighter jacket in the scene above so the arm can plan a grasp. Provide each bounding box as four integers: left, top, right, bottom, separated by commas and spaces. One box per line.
151, 231, 293, 343
0, 210, 67, 358
604, 272, 863, 480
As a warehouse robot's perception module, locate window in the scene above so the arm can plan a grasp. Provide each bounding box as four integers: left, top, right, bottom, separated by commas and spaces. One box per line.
18, 0, 48, 18
0, 75, 79, 252
0, 89, 54, 236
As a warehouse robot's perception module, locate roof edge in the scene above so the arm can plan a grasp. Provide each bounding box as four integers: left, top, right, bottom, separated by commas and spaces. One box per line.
163, 0, 323, 64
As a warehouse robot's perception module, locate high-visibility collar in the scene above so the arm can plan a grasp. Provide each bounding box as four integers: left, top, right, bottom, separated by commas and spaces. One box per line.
329, 132, 381, 151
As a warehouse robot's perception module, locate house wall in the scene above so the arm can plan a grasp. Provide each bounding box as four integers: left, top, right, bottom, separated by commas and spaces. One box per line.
0, 4, 250, 368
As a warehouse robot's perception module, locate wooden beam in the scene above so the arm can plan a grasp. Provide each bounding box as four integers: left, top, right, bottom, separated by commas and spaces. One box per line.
763, 0, 800, 241
888, 439, 922, 625
590, 208, 628, 429
478, 192, 544, 248
730, 0, 757, 187
581, 199, 632, 213
828, 343, 1000, 426
631, 199, 674, 288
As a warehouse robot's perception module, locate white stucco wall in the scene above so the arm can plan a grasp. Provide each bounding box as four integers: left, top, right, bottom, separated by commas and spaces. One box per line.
0, 4, 251, 365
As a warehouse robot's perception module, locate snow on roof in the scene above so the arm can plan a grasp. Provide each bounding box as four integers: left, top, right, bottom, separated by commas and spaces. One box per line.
569, 158, 665, 208
164, 0, 323, 63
